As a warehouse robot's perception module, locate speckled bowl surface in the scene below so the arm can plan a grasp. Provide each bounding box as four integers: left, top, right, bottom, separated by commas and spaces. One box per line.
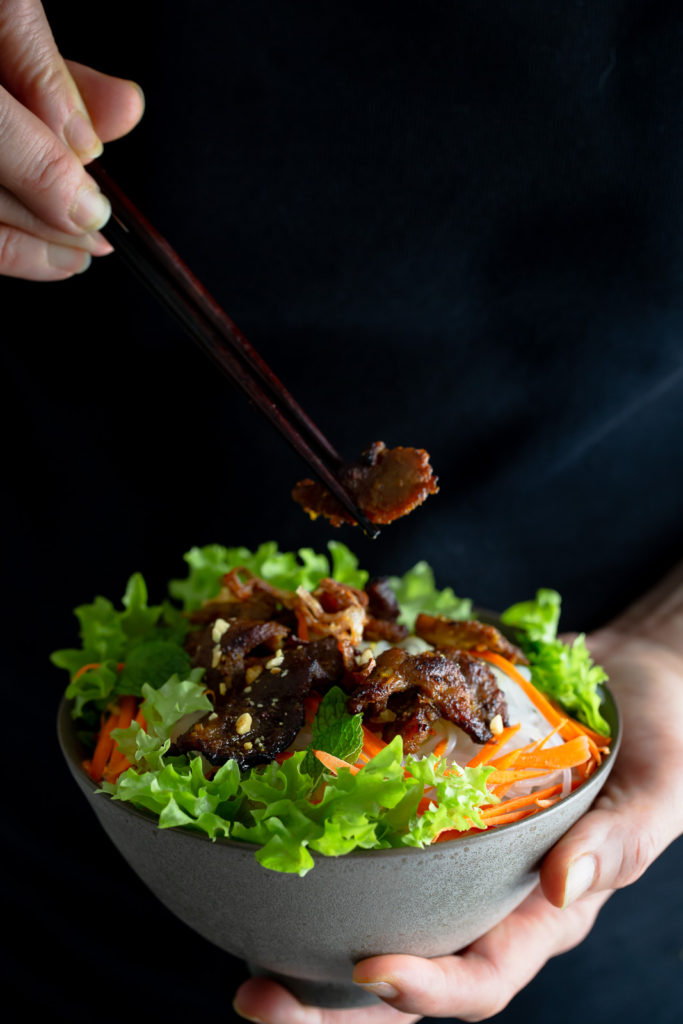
57, 685, 619, 1009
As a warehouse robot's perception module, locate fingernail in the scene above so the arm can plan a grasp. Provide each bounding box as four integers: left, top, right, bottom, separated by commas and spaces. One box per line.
128, 79, 146, 116
90, 232, 114, 256
70, 186, 111, 231
562, 853, 597, 908
64, 110, 103, 161
354, 980, 400, 999
231, 1002, 265, 1023
47, 245, 92, 275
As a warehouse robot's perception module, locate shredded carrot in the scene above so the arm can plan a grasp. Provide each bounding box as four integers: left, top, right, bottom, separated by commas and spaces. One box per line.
304, 692, 322, 724
529, 720, 567, 752
295, 607, 309, 641
417, 794, 435, 816
474, 650, 577, 738
73, 662, 103, 682
547, 696, 611, 746
433, 738, 448, 758
88, 711, 119, 783
313, 750, 360, 775
486, 767, 550, 786
361, 725, 388, 759
489, 734, 591, 772
576, 756, 597, 782
434, 828, 470, 843
102, 696, 139, 782
476, 650, 611, 759
486, 767, 551, 797
467, 723, 521, 768
73, 661, 125, 682
480, 783, 563, 818
477, 807, 537, 827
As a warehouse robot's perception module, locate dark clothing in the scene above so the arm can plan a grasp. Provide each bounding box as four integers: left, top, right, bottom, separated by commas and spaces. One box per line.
4, 2, 682, 1020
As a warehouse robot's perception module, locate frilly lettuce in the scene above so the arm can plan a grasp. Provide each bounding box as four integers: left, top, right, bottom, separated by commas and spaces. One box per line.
502, 589, 609, 735
54, 542, 610, 874
102, 676, 496, 875
387, 560, 472, 630
169, 540, 368, 609
51, 572, 189, 718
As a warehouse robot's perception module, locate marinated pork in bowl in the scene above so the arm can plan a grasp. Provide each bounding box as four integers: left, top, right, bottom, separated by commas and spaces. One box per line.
55, 541, 619, 1008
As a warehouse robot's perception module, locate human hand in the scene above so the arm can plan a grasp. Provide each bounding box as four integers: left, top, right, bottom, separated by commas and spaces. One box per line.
0, 0, 144, 280
233, 564, 683, 1023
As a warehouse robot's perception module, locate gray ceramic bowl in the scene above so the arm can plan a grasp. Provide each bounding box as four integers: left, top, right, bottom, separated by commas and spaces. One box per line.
57, 684, 619, 1009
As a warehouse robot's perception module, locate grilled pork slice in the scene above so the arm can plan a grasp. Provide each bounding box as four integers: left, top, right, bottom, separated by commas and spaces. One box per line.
292, 441, 438, 527
348, 646, 508, 752
415, 614, 528, 665
192, 618, 291, 694
174, 636, 344, 770
363, 577, 408, 643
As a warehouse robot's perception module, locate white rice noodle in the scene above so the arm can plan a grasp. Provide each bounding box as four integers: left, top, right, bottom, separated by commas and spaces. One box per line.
413, 663, 574, 804
415, 719, 478, 763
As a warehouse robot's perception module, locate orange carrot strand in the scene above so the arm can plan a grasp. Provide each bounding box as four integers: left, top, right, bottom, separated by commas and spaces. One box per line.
313, 750, 360, 775
88, 712, 119, 783
361, 726, 387, 759
480, 783, 563, 817
467, 723, 521, 768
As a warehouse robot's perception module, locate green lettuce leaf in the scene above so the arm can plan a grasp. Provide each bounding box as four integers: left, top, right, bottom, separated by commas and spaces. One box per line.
501, 588, 561, 642
105, 756, 243, 839
51, 573, 189, 718
523, 634, 609, 735
501, 590, 610, 735
111, 670, 210, 764
169, 541, 368, 610
387, 561, 472, 630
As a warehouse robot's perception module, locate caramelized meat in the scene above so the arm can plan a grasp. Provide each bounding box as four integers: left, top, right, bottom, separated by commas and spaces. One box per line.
175, 637, 344, 769
365, 578, 401, 621
192, 617, 290, 694
378, 690, 441, 753
348, 646, 508, 750
188, 596, 284, 625
415, 613, 528, 665
363, 617, 409, 643
362, 577, 408, 642
292, 441, 438, 527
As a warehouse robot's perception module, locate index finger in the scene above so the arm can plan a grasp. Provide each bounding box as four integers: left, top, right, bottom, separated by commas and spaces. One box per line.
0, 0, 102, 161
0, 85, 110, 233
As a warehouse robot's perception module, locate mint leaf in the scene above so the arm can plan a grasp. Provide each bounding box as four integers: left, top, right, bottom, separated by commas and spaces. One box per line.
117, 641, 192, 695
301, 686, 363, 780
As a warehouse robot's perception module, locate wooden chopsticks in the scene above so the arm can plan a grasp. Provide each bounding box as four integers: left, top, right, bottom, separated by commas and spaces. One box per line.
88, 162, 380, 539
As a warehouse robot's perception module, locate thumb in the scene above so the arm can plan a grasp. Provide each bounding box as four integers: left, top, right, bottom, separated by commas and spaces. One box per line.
540, 804, 664, 909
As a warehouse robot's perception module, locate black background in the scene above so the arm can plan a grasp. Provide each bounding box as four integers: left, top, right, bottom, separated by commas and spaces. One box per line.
3, 2, 682, 1021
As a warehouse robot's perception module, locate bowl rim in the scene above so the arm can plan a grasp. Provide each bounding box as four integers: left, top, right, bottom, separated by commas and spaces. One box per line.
57, 681, 621, 864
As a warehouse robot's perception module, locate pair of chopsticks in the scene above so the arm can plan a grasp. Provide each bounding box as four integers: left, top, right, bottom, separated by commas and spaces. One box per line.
88, 162, 379, 539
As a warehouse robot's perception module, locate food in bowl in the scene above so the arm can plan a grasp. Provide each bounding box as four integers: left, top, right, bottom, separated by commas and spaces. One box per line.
52, 542, 612, 877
